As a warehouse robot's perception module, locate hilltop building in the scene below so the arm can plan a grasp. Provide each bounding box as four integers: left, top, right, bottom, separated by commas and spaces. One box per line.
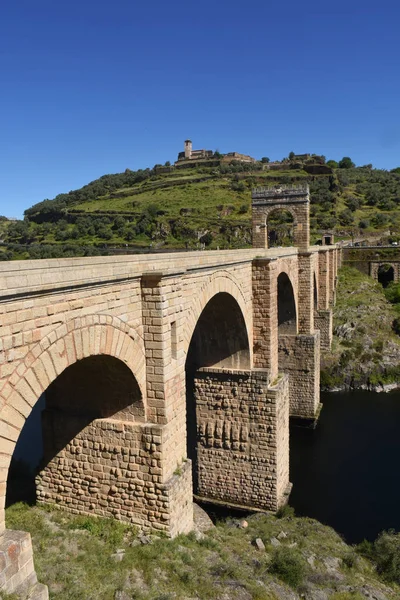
175, 139, 256, 167
177, 140, 214, 162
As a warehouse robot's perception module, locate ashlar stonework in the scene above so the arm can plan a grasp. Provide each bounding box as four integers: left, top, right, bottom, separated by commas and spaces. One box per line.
0, 184, 340, 596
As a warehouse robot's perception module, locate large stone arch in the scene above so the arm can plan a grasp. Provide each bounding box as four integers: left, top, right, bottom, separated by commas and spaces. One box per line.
0, 315, 146, 532
183, 272, 252, 363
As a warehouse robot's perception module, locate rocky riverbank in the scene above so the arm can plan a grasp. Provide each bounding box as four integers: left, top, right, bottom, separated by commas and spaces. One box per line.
321, 266, 400, 391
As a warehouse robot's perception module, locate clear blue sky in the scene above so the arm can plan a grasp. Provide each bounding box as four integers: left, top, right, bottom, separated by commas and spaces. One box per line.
1, 0, 399, 218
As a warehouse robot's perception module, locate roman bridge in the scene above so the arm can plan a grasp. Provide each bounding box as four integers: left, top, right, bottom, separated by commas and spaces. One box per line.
0, 185, 340, 597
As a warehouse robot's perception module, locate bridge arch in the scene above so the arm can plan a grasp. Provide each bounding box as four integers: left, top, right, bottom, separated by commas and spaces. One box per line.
277, 271, 298, 334
185, 289, 251, 493
314, 271, 318, 310
183, 273, 252, 361
378, 264, 394, 288
0, 316, 145, 525
265, 207, 295, 248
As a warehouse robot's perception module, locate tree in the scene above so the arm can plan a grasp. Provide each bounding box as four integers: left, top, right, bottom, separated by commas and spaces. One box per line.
164, 161, 171, 167
338, 156, 355, 169
338, 209, 354, 226
359, 219, 370, 229
326, 160, 338, 169
261, 157, 270, 163
288, 151, 295, 160
214, 151, 223, 159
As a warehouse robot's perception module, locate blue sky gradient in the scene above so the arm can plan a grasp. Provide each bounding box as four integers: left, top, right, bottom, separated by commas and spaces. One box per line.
1, 0, 399, 218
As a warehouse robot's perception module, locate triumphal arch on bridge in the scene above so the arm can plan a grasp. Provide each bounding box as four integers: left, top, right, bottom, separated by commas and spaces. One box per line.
0, 185, 340, 597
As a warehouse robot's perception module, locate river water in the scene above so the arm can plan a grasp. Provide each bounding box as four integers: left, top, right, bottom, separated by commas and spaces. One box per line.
290, 390, 400, 544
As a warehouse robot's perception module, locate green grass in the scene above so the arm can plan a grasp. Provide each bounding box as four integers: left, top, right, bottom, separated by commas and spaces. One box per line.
4, 502, 398, 599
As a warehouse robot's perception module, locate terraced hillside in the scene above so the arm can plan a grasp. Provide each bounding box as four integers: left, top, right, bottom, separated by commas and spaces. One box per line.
2, 160, 400, 259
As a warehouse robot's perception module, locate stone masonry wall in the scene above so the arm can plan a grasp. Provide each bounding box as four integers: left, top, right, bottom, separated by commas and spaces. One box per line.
314, 310, 333, 351
0, 529, 47, 598
37, 414, 192, 534
278, 332, 321, 419
193, 368, 290, 511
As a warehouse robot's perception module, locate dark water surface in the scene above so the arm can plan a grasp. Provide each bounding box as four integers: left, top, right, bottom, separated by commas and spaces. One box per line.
290, 390, 400, 544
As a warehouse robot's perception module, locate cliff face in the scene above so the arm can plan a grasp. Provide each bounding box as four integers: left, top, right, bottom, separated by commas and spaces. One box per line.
321, 266, 400, 390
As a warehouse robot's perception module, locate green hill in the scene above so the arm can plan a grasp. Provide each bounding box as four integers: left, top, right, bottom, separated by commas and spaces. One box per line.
2, 158, 400, 260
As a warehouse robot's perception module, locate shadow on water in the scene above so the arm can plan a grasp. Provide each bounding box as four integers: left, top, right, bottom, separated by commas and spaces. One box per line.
290, 390, 400, 544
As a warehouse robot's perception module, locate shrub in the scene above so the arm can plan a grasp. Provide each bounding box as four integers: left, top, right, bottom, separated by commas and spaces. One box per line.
269, 546, 306, 588
276, 504, 295, 519
359, 219, 370, 229
373, 530, 400, 583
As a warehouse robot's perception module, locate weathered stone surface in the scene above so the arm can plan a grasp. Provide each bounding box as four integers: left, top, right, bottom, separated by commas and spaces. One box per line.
254, 538, 265, 552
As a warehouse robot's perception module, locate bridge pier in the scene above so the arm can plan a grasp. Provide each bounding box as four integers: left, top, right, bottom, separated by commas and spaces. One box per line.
278, 332, 321, 424
193, 367, 290, 511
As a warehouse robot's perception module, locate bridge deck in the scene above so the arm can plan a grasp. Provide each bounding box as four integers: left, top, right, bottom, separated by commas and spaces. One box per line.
0, 246, 325, 300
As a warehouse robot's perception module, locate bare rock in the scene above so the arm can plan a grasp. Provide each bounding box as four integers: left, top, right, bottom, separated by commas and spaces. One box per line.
193, 502, 215, 532
323, 556, 342, 570
270, 537, 281, 547
139, 535, 153, 545
254, 537, 265, 552
111, 551, 125, 562
277, 530, 287, 539
114, 592, 131, 600
307, 554, 316, 568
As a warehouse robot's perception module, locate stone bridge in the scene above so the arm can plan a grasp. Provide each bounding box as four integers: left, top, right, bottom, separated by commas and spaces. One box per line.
0, 185, 340, 597
370, 261, 400, 287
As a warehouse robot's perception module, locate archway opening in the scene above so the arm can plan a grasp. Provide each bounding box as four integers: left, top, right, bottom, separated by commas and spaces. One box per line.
378, 264, 394, 288
314, 273, 318, 310
267, 209, 295, 248
277, 273, 297, 334
6, 355, 143, 508
185, 292, 250, 492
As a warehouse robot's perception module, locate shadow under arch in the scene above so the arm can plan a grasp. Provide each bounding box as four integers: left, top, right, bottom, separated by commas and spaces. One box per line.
378, 264, 394, 288
1, 316, 146, 516
6, 354, 143, 508
185, 292, 251, 493
277, 272, 297, 334
314, 272, 318, 310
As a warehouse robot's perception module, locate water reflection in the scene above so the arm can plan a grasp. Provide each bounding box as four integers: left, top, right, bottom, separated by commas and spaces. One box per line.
290, 390, 400, 543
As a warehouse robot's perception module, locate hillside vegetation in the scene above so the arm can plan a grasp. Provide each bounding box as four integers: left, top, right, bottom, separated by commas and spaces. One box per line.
2, 156, 400, 260
3, 502, 399, 600
321, 266, 400, 390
